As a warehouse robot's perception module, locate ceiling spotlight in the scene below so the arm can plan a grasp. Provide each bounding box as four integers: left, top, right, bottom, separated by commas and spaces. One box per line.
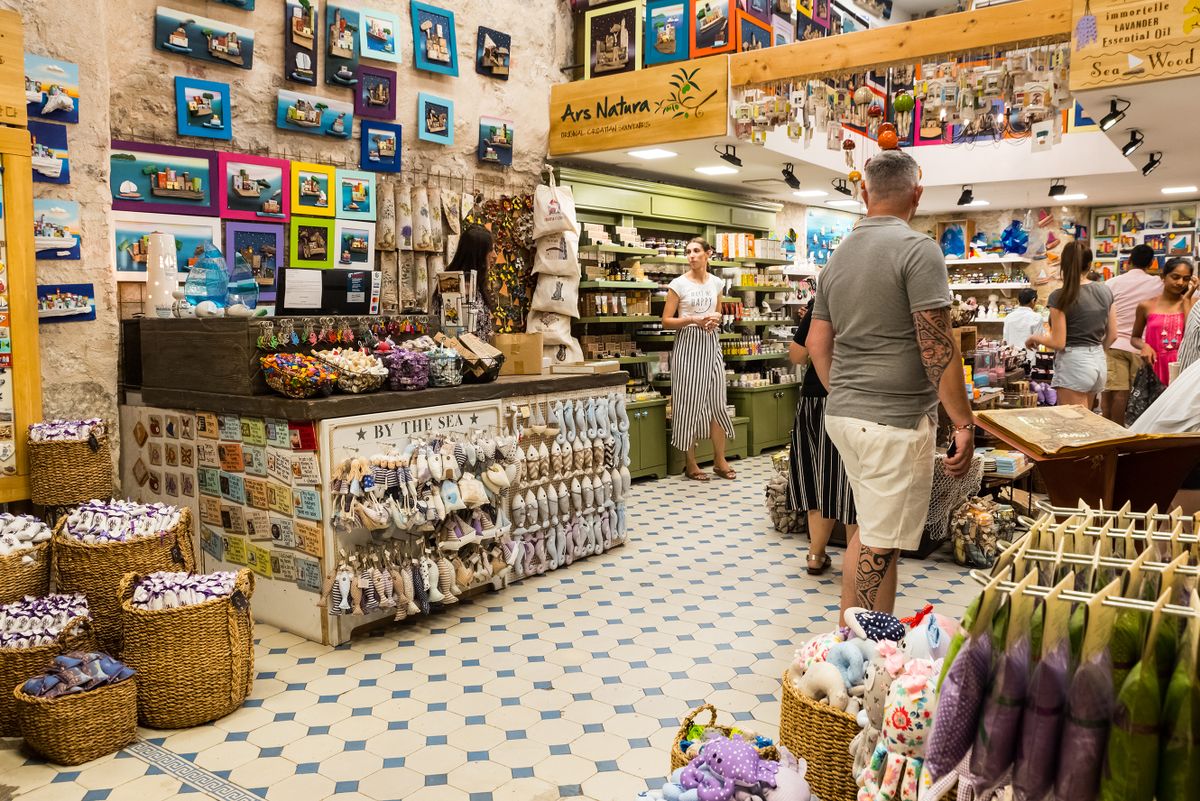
1048, 180, 1066, 198
1099, 98, 1130, 132
715, 144, 742, 167
1142, 151, 1163, 176
781, 163, 801, 190
1121, 129, 1144, 157
831, 178, 852, 196
957, 185, 974, 206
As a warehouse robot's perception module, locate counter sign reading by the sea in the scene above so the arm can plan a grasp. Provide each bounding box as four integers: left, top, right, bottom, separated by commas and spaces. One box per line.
1070, 0, 1200, 90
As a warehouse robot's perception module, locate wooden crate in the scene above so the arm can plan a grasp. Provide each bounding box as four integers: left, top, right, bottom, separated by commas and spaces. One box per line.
954, 326, 977, 355
139, 319, 267, 396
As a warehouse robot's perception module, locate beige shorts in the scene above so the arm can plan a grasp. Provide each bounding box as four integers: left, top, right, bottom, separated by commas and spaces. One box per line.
1105, 348, 1141, 392
825, 415, 935, 551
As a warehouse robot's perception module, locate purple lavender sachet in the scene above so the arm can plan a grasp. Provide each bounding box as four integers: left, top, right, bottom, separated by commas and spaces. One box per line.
972, 633, 1031, 791
924, 631, 994, 783
1013, 638, 1070, 801
1054, 649, 1115, 801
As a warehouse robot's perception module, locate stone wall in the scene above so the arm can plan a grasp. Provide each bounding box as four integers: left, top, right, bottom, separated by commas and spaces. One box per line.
10, 0, 572, 436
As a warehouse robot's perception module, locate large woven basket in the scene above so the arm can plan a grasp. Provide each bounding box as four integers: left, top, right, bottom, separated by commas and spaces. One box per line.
14, 675, 137, 765
0, 616, 96, 737
52, 508, 195, 655
669, 703, 780, 773
779, 671, 859, 801
118, 568, 255, 729
0, 540, 51, 605
28, 436, 113, 507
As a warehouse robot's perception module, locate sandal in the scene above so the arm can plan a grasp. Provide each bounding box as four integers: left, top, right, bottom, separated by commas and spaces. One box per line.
686, 469, 710, 482
713, 465, 737, 480
807, 552, 831, 576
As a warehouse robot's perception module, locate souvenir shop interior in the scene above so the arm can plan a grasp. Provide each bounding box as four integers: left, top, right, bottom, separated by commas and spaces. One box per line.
3, 0, 1200, 800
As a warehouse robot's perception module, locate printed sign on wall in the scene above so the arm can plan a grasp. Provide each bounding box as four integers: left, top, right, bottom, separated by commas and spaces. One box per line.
1071, 0, 1200, 90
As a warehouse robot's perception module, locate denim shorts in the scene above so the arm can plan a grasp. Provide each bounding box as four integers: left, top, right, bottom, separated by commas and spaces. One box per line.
1052, 345, 1107, 394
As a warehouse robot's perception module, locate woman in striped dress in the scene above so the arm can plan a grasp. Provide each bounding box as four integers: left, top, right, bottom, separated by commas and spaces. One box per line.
662, 238, 736, 481
788, 299, 857, 575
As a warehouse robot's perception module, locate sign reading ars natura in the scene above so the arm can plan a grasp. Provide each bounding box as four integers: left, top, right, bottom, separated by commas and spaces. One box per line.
1070, 0, 1200, 90
549, 56, 729, 156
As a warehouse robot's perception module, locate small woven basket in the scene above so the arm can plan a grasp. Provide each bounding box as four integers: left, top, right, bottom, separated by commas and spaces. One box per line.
314, 352, 387, 394
385, 349, 431, 391
29, 436, 113, 507
0, 616, 96, 737
14, 675, 137, 765
0, 540, 51, 605
669, 703, 779, 773
779, 671, 859, 801
52, 508, 195, 655
118, 568, 256, 729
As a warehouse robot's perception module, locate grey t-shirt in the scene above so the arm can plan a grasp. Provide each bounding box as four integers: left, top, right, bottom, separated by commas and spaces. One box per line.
812, 216, 952, 429
1046, 282, 1114, 348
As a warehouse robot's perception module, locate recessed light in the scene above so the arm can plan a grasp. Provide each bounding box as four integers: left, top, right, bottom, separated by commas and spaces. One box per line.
627, 148, 677, 160
827, 199, 863, 208
968, 199, 990, 206
1162, 185, 1198, 195
793, 189, 828, 198
694, 165, 739, 176
1056, 193, 1089, 201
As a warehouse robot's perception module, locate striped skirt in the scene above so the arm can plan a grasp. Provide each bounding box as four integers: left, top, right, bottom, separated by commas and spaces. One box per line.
670, 326, 735, 451
788, 395, 857, 525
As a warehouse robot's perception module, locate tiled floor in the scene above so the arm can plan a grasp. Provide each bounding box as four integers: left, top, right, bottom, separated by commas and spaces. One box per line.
0, 455, 976, 801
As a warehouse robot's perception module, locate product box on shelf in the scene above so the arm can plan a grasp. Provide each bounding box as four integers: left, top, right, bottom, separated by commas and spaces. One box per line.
494, 333, 544, 376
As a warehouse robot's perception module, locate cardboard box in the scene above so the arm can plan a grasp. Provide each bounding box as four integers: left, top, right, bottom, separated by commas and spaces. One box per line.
494, 333, 544, 376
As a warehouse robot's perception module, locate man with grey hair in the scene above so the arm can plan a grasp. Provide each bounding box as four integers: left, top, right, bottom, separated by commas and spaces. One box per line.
806, 150, 975, 616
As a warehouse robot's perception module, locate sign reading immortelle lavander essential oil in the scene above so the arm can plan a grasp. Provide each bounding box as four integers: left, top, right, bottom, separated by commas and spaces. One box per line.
548, 55, 728, 156
1070, 0, 1200, 90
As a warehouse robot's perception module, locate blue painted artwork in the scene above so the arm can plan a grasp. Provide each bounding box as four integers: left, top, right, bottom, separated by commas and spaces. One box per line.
325, 4, 361, 87
175, 77, 232, 140
29, 120, 69, 184
24, 54, 80, 124
644, 2, 688, 66
37, 283, 96, 323
109, 143, 215, 215
276, 89, 354, 139
216, 0, 255, 9
154, 6, 255, 70
359, 121, 401, 172
411, 2, 458, 76
112, 212, 222, 279
359, 9, 402, 63
33, 199, 80, 260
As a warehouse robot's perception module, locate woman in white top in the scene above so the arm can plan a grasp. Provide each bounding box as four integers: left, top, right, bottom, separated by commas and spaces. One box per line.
662, 237, 736, 481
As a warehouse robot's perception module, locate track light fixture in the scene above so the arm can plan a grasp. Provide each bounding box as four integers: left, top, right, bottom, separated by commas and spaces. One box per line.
1121, 129, 1145, 157
1048, 180, 1066, 198
1143, 151, 1163, 176
831, 178, 852, 196
957, 185, 974, 206
781, 163, 801, 190
715, 144, 742, 167
1099, 98, 1130, 132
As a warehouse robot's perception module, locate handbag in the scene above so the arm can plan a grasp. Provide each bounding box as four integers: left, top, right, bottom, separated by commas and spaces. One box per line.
532, 173, 579, 239
1126, 365, 1165, 426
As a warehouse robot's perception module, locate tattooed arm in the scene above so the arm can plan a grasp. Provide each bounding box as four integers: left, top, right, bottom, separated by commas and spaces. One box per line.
914, 306, 975, 477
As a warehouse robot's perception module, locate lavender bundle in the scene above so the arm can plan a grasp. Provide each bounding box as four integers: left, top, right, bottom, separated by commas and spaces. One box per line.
28, 418, 106, 442
0, 514, 52, 558
63, 500, 182, 544
130, 571, 239, 611
0, 593, 90, 650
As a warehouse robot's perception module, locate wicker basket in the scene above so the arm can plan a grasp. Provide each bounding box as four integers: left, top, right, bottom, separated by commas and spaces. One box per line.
14, 675, 137, 765
314, 352, 388, 394
0, 540, 51, 605
669, 703, 780, 773
118, 568, 255, 729
28, 436, 113, 507
52, 508, 196, 655
779, 671, 859, 801
0, 616, 96, 737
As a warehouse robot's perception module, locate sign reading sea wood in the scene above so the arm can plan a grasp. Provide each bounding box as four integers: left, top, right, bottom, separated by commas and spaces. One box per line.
1070, 0, 1200, 90
549, 56, 729, 156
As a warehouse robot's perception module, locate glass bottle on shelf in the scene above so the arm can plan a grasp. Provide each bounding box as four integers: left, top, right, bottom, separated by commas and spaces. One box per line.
181, 242, 229, 316
225, 250, 260, 316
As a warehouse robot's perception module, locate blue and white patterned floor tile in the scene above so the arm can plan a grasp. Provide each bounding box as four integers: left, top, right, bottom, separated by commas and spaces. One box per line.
0, 455, 975, 801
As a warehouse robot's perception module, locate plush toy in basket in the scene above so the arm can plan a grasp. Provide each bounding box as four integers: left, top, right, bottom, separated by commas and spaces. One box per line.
671, 703, 778, 772
260, 353, 338, 399
14, 650, 137, 765
646, 730, 810, 801
315, 348, 389, 394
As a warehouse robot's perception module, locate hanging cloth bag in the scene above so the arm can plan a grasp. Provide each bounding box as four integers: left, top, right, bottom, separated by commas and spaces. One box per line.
532, 173, 579, 239
1126, 364, 1165, 426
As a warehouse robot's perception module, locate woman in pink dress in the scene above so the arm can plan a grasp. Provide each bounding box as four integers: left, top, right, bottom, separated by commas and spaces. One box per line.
1131, 257, 1197, 386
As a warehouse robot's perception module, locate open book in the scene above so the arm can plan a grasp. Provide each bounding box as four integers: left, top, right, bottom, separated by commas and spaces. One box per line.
977, 406, 1145, 456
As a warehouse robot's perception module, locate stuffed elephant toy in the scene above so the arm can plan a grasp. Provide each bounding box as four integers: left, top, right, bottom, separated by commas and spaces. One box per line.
849, 662, 897, 778
795, 661, 850, 711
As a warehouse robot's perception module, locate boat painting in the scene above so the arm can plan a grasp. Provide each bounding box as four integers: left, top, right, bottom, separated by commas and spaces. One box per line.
359, 121, 401, 172
325, 4, 361, 87
477, 116, 514, 167
175, 77, 232, 140
359, 9, 401, 63
24, 54, 80, 123
219, 152, 290, 222
33, 199, 81, 260
291, 162, 335, 216
285, 0, 319, 85
690, 0, 731, 55
37, 284, 96, 324
29, 120, 70, 184
334, 220, 375, 268
644, 1, 688, 65
335, 169, 377, 221
355, 66, 396, 119
110, 141, 217, 215
112, 211, 222, 281
154, 7, 255, 70
276, 90, 355, 139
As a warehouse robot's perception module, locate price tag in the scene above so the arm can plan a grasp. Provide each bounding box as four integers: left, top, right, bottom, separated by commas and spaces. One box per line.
196, 441, 219, 467
243, 445, 267, 477
197, 467, 220, 497
271, 550, 297, 582
220, 503, 245, 535
267, 482, 293, 516
294, 519, 324, 559
218, 415, 243, 441
291, 452, 321, 485
223, 535, 248, 565
269, 516, 296, 549
199, 495, 222, 527
295, 556, 322, 593
220, 472, 246, 505
244, 508, 271, 541
247, 544, 273, 579
243, 477, 269, 510
292, 487, 322, 521
241, 417, 267, 447
218, 443, 245, 473
265, 418, 291, 449
195, 412, 219, 439
266, 448, 293, 486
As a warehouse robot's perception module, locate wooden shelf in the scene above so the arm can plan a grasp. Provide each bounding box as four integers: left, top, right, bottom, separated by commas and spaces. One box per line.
641, 256, 740, 269
730, 256, 793, 266
577, 315, 659, 323
637, 333, 739, 342
580, 243, 658, 256
724, 352, 789, 362
729, 285, 793, 293
945, 256, 1032, 266
949, 283, 1030, 291
578, 280, 659, 289
611, 355, 661, 364
735, 318, 793, 327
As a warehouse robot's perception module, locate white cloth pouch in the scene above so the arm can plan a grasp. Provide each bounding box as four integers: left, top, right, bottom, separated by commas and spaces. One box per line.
533, 231, 580, 277
532, 175, 579, 239
531, 274, 580, 318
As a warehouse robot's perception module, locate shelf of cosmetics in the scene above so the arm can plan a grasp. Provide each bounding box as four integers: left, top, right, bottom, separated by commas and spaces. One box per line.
650, 367, 798, 390
580, 226, 787, 264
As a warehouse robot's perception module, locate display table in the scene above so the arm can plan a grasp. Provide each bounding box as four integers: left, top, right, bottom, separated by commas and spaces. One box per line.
119, 371, 629, 646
